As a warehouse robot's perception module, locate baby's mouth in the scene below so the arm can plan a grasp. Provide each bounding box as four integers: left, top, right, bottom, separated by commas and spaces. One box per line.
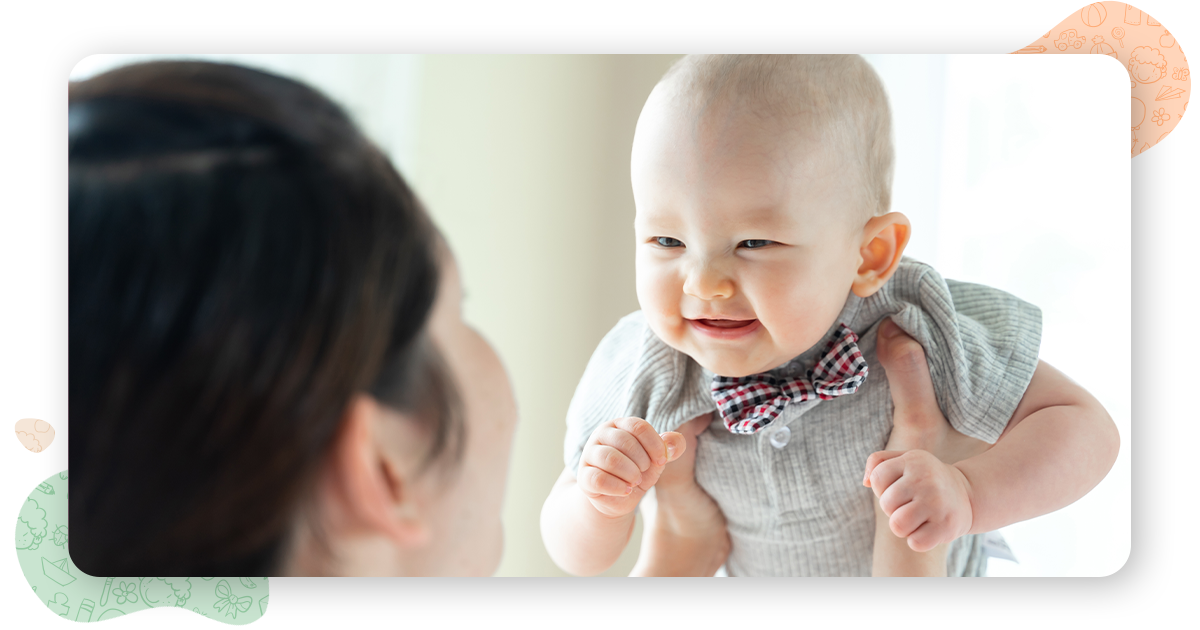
694, 318, 757, 329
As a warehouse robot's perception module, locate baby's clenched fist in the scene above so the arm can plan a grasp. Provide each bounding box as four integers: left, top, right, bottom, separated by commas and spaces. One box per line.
577, 417, 685, 518
863, 449, 974, 552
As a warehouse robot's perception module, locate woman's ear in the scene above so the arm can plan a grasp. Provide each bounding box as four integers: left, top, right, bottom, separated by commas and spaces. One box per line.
851, 212, 911, 298
322, 394, 431, 548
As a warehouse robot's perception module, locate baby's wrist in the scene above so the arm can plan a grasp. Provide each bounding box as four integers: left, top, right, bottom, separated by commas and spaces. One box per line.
949, 461, 978, 537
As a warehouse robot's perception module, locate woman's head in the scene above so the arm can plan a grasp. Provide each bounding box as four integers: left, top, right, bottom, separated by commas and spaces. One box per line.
69, 61, 512, 576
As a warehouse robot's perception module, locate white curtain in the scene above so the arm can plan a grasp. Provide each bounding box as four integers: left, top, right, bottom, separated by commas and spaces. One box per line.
866, 54, 1130, 577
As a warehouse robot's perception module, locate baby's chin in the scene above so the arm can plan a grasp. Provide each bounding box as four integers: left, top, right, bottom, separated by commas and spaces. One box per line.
691, 352, 785, 378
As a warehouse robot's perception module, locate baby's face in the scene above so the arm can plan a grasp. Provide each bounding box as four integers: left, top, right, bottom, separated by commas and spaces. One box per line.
632, 91, 865, 377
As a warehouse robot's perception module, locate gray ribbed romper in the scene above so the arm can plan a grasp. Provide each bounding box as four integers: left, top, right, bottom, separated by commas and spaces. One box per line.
563, 258, 1042, 576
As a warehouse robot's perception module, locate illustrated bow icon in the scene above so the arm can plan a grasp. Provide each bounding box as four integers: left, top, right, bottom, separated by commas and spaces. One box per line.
213, 580, 254, 618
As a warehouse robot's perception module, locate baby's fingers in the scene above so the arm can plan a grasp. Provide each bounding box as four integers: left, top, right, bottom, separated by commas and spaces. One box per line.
863, 450, 905, 489
661, 432, 686, 463
633, 432, 687, 492
593, 426, 653, 473
577, 464, 634, 498
904, 521, 944, 553
581, 445, 642, 487
886, 500, 928, 539
612, 417, 670, 467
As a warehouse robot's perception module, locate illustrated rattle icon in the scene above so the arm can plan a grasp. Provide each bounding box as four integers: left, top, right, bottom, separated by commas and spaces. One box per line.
1112, 27, 1125, 48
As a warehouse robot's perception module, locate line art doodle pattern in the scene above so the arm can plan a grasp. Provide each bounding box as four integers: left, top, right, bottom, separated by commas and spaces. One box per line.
14, 472, 269, 624
1015, 2, 1189, 156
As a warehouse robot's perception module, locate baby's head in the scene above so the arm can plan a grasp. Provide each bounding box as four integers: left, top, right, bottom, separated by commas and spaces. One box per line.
632, 54, 910, 377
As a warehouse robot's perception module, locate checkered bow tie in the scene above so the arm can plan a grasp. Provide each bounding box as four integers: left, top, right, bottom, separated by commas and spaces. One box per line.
710, 323, 869, 434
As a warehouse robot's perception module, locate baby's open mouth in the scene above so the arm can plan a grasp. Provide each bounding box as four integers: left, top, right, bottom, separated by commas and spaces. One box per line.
694, 318, 757, 329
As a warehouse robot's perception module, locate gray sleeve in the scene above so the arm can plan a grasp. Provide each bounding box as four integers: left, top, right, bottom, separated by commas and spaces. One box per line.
563, 313, 647, 474
942, 279, 1042, 442
563, 312, 715, 474
887, 266, 1042, 443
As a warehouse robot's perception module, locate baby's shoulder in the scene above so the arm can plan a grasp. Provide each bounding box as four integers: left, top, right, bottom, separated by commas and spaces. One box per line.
853, 258, 1043, 443
870, 257, 1035, 323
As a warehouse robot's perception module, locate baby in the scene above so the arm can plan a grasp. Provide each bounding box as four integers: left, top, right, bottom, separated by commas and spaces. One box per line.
540, 55, 1119, 576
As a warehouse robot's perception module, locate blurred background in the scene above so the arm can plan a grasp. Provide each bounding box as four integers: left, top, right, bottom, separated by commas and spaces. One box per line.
70, 54, 1129, 577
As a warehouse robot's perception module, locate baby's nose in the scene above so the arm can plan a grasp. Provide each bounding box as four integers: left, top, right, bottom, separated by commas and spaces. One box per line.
682, 259, 734, 299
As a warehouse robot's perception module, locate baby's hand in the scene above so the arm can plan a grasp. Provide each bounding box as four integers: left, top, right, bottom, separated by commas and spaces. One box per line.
863, 449, 974, 552
577, 417, 685, 518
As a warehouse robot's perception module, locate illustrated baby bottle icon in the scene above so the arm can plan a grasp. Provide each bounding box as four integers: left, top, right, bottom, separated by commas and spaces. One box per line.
76, 599, 96, 622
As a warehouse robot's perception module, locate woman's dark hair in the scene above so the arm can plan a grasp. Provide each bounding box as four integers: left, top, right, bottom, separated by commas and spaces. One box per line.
69, 61, 461, 577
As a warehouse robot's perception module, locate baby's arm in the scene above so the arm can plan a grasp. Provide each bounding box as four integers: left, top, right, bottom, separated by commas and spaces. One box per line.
865, 321, 1120, 552
950, 359, 1118, 534
540, 417, 685, 576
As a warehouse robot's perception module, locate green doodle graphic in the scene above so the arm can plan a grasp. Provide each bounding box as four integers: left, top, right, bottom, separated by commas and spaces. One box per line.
15, 471, 269, 624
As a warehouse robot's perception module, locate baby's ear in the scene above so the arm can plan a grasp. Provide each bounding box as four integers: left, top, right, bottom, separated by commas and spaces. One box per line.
851, 212, 911, 298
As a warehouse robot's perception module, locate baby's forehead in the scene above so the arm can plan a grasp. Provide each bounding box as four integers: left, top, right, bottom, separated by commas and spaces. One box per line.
661, 56, 882, 152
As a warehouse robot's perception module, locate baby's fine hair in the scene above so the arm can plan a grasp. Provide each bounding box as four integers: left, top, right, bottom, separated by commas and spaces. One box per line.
661, 54, 894, 220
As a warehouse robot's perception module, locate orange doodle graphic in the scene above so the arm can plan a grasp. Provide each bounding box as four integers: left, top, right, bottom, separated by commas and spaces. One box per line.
1129, 46, 1167, 84
1016, 2, 1189, 156
1091, 36, 1117, 59
14, 418, 55, 453
1080, 3, 1107, 28
1128, 96, 1147, 154
1132, 97, 1145, 129
1156, 85, 1185, 101
1054, 29, 1087, 51
1128, 0, 1166, 25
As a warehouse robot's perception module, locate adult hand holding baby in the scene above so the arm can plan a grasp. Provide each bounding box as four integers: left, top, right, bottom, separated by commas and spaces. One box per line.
865, 319, 990, 556
631, 414, 730, 577
576, 417, 686, 518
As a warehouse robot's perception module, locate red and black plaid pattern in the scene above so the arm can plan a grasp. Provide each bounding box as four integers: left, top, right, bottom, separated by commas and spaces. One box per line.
711, 324, 869, 434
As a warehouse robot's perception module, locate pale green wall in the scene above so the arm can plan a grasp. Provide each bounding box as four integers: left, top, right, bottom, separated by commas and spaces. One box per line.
408, 55, 680, 577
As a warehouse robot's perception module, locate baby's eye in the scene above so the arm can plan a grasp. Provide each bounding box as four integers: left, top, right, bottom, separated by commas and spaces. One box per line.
739, 239, 775, 249
655, 237, 684, 248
